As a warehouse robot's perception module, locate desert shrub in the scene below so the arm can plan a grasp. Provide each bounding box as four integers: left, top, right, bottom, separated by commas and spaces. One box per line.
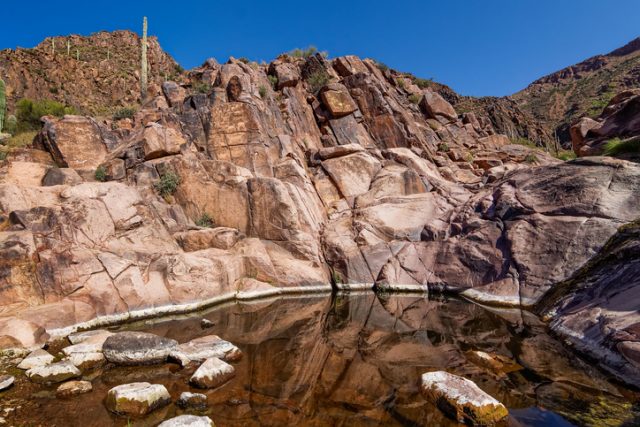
556, 149, 577, 161
289, 46, 318, 58
195, 213, 214, 228
396, 78, 406, 89
603, 137, 640, 156
437, 143, 450, 152
192, 81, 212, 94
15, 98, 76, 132
408, 94, 421, 104
307, 70, 330, 93
113, 107, 136, 121
174, 64, 185, 74
465, 152, 474, 163
0, 150, 6, 161
331, 269, 342, 285
268, 75, 278, 89
154, 171, 181, 196
238, 57, 250, 64
510, 137, 538, 149
524, 153, 538, 164
413, 77, 433, 89
95, 165, 107, 182
4, 131, 38, 148
4, 115, 17, 135
259, 85, 267, 98
374, 60, 389, 72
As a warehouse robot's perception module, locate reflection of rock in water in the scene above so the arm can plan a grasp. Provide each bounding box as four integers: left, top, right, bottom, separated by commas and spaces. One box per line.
6, 294, 639, 427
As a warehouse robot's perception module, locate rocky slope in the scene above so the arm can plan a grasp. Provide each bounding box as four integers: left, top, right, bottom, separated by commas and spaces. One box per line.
0, 31, 178, 115
514, 37, 640, 143
0, 46, 638, 389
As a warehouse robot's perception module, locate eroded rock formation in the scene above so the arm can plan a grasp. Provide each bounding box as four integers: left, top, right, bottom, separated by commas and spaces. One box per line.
0, 51, 638, 387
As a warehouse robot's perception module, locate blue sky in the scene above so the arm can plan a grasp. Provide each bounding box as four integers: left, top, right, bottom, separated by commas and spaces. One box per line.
2, 1, 639, 96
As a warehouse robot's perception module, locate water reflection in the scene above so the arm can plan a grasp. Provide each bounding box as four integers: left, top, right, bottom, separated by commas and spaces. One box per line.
3, 292, 639, 426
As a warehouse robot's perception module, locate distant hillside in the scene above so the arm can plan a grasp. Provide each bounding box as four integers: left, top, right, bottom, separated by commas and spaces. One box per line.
513, 37, 640, 142
0, 30, 179, 116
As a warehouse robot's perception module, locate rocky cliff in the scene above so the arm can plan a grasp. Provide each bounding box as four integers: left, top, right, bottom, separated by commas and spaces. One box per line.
514, 37, 640, 143
0, 31, 178, 115
0, 45, 639, 388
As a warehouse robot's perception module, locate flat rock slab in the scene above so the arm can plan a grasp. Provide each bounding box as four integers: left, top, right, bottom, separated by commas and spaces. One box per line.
170, 335, 242, 367
26, 361, 81, 384
105, 382, 171, 416
103, 331, 178, 365
420, 371, 508, 425
177, 392, 208, 410
190, 357, 235, 389
17, 349, 54, 370
56, 380, 93, 397
68, 329, 113, 345
0, 375, 14, 391
158, 415, 214, 427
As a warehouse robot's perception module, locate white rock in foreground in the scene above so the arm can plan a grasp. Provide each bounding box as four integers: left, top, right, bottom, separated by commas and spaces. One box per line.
26, 360, 81, 384
56, 380, 93, 397
177, 391, 208, 409
0, 375, 14, 391
17, 349, 54, 370
190, 357, 235, 389
158, 415, 214, 427
105, 382, 171, 416
420, 371, 509, 425
170, 335, 242, 367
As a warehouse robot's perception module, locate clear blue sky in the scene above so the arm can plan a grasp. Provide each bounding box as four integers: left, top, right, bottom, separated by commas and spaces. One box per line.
3, 1, 639, 96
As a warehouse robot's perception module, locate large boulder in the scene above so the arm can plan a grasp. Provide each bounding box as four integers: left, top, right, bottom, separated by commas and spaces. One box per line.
189, 357, 236, 389
26, 360, 81, 384
140, 123, 186, 160
420, 371, 508, 425
320, 83, 358, 118
419, 90, 457, 121
170, 334, 242, 367
102, 332, 178, 365
105, 382, 171, 416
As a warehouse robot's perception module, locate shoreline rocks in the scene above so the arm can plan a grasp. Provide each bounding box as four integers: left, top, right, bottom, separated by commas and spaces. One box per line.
158, 415, 214, 427
105, 382, 171, 416
170, 335, 242, 367
26, 361, 81, 384
103, 332, 178, 365
190, 357, 235, 389
420, 371, 509, 425
56, 380, 92, 397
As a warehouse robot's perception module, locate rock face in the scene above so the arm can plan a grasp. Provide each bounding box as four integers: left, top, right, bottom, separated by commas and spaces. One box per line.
0, 30, 178, 115
570, 89, 640, 158
190, 357, 236, 389
105, 382, 171, 416
420, 371, 509, 425
103, 332, 178, 365
0, 46, 639, 387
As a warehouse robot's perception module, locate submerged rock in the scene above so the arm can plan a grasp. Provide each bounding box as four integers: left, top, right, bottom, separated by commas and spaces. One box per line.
103, 332, 178, 365
177, 391, 208, 410
26, 361, 81, 384
190, 357, 235, 389
158, 415, 214, 427
170, 335, 241, 367
56, 380, 93, 397
420, 371, 508, 425
105, 382, 171, 416
17, 349, 55, 370
0, 375, 14, 391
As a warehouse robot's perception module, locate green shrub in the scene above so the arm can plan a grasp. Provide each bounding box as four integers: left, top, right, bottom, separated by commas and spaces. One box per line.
95, 165, 107, 182
4, 115, 17, 135
374, 60, 389, 72
603, 137, 640, 156
307, 70, 330, 93
437, 143, 450, 152
289, 46, 319, 58
174, 64, 185, 74
195, 213, 214, 228
331, 269, 342, 285
465, 152, 474, 163
113, 107, 136, 121
0, 150, 6, 161
192, 81, 212, 94
556, 150, 577, 161
259, 85, 267, 98
408, 94, 421, 104
154, 171, 181, 196
510, 137, 538, 149
268, 75, 278, 89
396, 78, 406, 89
238, 57, 250, 64
4, 130, 38, 148
413, 77, 433, 89
524, 153, 538, 164
15, 98, 76, 132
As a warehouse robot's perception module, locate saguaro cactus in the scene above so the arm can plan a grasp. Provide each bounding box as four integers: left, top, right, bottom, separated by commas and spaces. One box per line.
140, 16, 148, 101
0, 79, 6, 132
67, 39, 70, 56
52, 39, 55, 55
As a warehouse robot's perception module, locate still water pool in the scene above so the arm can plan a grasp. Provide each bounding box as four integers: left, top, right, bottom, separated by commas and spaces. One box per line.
1, 292, 638, 426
